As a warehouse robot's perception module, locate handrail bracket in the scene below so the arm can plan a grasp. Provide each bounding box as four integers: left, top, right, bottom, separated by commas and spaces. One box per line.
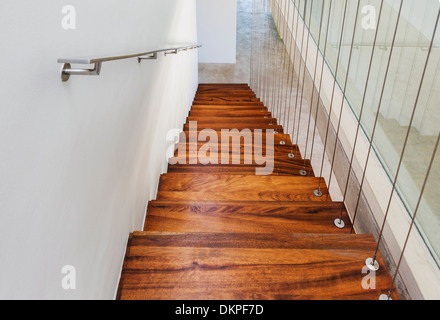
138, 52, 158, 63
61, 62, 102, 82
164, 49, 178, 56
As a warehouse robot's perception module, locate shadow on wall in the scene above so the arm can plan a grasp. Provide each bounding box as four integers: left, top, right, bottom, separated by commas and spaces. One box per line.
0, 0, 198, 300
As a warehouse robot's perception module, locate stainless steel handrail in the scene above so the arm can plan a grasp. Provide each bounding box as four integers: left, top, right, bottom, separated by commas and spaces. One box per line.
58, 44, 201, 82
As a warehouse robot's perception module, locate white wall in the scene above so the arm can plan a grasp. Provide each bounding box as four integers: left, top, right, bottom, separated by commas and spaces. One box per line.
197, 0, 237, 63
0, 0, 198, 299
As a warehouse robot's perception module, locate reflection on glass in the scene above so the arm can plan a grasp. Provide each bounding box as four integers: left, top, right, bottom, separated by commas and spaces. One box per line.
293, 0, 440, 264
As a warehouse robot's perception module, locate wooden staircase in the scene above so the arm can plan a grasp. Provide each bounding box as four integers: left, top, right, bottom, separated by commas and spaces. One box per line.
116, 83, 398, 300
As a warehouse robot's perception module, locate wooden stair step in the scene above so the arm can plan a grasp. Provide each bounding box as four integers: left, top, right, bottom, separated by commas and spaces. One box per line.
185, 118, 280, 129
187, 115, 275, 121
195, 92, 254, 96
180, 132, 292, 146
197, 83, 250, 87
145, 201, 350, 233
194, 96, 257, 101
195, 92, 255, 97
197, 85, 250, 90
193, 100, 261, 106
172, 146, 302, 162
189, 110, 271, 117
166, 166, 310, 176
157, 174, 330, 202
167, 159, 313, 176
195, 92, 256, 97
197, 86, 252, 90
117, 232, 396, 300
194, 97, 260, 102
172, 145, 303, 161
191, 104, 268, 111
196, 87, 253, 91
184, 123, 283, 132
173, 141, 298, 151
170, 155, 304, 166
198, 84, 251, 87
185, 117, 278, 125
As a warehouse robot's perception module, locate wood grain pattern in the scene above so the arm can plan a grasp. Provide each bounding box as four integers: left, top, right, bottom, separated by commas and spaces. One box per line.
167, 160, 314, 176
145, 201, 350, 233
171, 144, 302, 161
197, 83, 250, 90
180, 131, 292, 146
186, 115, 277, 123
189, 110, 271, 118
193, 100, 262, 106
116, 83, 399, 300
184, 124, 283, 133
118, 232, 398, 300
191, 104, 267, 111
157, 174, 330, 202
184, 120, 280, 131
195, 92, 256, 97
170, 156, 304, 167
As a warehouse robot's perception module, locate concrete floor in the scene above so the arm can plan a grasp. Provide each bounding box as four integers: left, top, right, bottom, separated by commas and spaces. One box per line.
198, 0, 252, 83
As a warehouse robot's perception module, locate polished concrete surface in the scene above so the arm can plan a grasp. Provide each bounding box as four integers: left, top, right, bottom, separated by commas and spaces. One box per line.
198, 0, 252, 83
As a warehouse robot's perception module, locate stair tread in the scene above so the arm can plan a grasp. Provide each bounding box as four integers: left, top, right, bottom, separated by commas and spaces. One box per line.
191, 104, 267, 110
172, 145, 300, 158
189, 111, 271, 118
117, 232, 397, 300
197, 87, 252, 91
149, 200, 334, 206
170, 157, 304, 167
184, 124, 283, 132
193, 101, 262, 106
184, 123, 279, 130
187, 116, 275, 122
145, 201, 351, 233
179, 132, 292, 146
174, 142, 295, 148
157, 174, 330, 202
196, 87, 253, 90
194, 96, 259, 100
167, 160, 313, 176
195, 92, 256, 96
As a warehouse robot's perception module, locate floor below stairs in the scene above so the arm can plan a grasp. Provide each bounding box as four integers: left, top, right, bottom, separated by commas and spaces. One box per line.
116, 83, 398, 300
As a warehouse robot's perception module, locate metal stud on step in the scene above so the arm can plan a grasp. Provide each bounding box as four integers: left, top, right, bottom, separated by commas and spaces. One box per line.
379, 294, 392, 301
334, 218, 345, 229
280, 140, 286, 145
366, 258, 380, 272
288, 153, 295, 159
300, 169, 307, 176
314, 189, 323, 197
